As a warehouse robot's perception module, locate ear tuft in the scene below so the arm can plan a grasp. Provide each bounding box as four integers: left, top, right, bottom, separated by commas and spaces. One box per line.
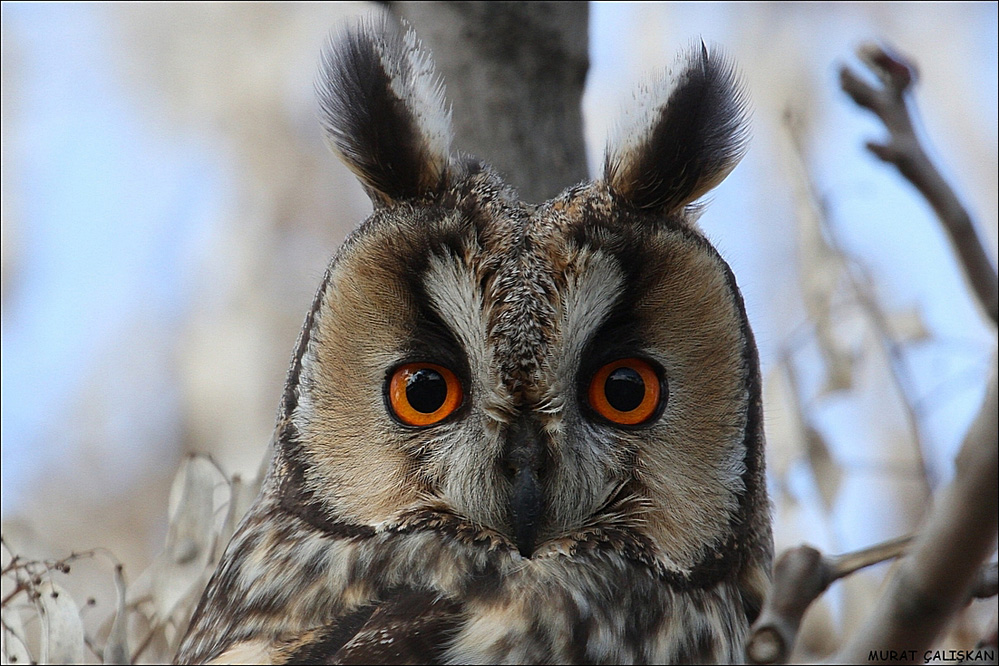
604, 42, 749, 214
317, 16, 453, 205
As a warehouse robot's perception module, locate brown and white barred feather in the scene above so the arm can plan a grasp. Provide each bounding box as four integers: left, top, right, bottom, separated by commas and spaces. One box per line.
176, 15, 771, 665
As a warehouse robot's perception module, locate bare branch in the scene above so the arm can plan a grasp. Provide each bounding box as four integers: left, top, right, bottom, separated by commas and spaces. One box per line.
839, 43, 998, 325
827, 534, 915, 580
747, 534, 998, 664
978, 613, 998, 651
834, 358, 998, 664
970, 561, 998, 600
746, 545, 827, 665
746, 535, 914, 664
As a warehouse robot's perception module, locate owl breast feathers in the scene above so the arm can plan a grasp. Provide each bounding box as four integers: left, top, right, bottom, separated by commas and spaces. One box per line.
177, 15, 771, 665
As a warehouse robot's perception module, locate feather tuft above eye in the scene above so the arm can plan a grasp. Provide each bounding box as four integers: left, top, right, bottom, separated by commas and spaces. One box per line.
604, 42, 750, 214
316, 15, 454, 205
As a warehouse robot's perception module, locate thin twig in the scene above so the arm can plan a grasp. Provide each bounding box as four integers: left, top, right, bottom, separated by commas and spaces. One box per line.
840, 43, 998, 325
0, 582, 30, 609
745, 534, 997, 664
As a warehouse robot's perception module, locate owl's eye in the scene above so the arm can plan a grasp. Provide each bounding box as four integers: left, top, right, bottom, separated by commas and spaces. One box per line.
388, 363, 463, 426
587, 358, 664, 426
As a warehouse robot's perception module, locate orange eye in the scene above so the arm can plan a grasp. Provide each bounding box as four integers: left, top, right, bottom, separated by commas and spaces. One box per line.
388, 363, 463, 426
587, 358, 662, 425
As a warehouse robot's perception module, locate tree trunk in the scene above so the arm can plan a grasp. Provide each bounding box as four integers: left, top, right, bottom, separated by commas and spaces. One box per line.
387, 1, 589, 203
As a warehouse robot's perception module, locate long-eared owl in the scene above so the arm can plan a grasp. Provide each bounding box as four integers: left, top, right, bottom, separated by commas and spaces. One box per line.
176, 14, 772, 665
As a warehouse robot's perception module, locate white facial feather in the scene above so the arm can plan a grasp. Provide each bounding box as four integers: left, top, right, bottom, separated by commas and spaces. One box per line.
553, 250, 626, 398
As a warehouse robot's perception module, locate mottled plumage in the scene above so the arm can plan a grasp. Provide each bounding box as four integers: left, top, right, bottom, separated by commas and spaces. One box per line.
176, 16, 772, 665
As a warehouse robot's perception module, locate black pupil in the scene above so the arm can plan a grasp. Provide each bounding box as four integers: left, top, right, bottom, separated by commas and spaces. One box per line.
604, 367, 646, 412
406, 369, 448, 413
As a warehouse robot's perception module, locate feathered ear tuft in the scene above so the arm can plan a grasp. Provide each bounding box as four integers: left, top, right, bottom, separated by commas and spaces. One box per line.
317, 16, 453, 206
604, 42, 749, 214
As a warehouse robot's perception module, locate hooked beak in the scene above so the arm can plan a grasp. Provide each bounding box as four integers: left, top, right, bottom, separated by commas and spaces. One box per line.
505, 415, 545, 557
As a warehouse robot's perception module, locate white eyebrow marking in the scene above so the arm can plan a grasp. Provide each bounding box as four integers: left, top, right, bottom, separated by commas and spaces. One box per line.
423, 252, 486, 360
558, 250, 626, 375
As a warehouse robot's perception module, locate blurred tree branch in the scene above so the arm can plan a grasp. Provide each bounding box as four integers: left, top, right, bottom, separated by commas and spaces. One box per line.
840, 43, 999, 326
749, 41, 999, 665
748, 362, 998, 663
835, 358, 997, 664
746, 536, 914, 664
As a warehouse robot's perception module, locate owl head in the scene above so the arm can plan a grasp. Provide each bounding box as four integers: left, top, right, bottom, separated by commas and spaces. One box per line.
272, 16, 770, 593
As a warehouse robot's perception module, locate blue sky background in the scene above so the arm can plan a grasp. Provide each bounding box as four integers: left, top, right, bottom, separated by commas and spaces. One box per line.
2, 3, 228, 511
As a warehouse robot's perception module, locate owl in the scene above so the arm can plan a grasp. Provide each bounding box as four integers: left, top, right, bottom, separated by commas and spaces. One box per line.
176, 16, 771, 665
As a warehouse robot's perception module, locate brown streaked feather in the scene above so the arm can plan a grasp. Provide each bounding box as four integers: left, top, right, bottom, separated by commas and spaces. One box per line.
272, 589, 462, 665
177, 14, 772, 666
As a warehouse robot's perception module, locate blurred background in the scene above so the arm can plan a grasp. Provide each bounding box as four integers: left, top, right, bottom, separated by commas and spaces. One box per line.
2, 2, 996, 660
